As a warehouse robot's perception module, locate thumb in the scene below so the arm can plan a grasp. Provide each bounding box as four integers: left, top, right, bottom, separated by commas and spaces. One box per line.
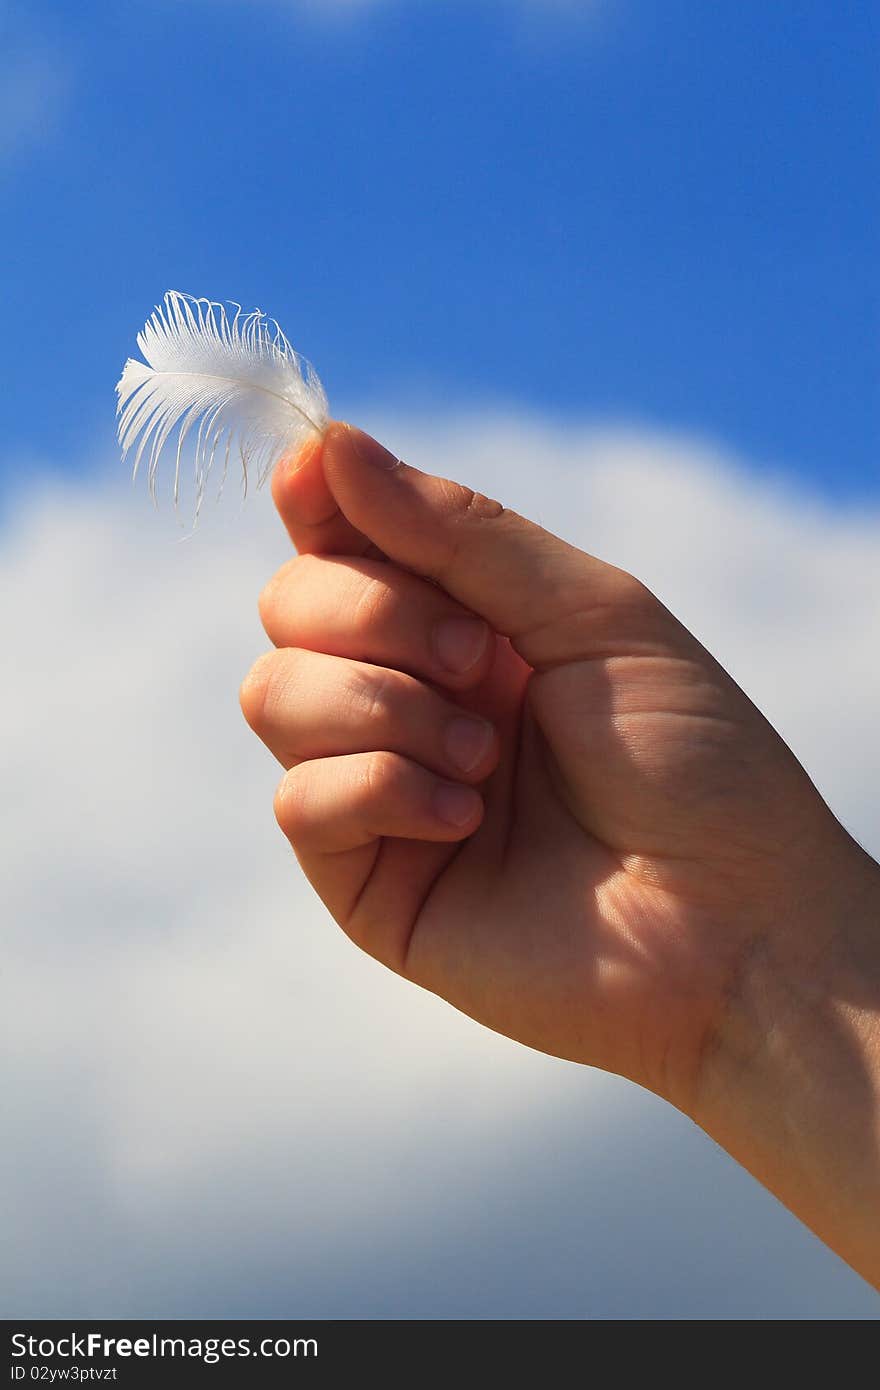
318, 423, 656, 671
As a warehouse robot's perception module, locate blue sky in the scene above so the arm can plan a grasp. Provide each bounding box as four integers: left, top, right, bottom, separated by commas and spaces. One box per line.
1, 0, 876, 497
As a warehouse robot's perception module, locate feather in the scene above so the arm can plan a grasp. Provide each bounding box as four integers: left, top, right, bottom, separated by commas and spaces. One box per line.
116, 290, 329, 516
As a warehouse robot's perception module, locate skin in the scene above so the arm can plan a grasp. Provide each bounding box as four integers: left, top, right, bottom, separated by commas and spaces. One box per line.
240, 422, 880, 1289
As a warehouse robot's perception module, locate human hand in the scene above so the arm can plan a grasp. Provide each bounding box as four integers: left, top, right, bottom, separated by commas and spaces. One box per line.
241, 423, 880, 1283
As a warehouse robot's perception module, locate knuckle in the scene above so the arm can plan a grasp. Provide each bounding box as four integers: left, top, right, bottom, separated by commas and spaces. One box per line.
465, 489, 505, 521
293, 550, 321, 574
437, 477, 476, 518
613, 568, 658, 614
240, 650, 303, 732
239, 651, 278, 730
349, 666, 401, 730
257, 557, 298, 631
427, 480, 505, 585
351, 573, 397, 633
257, 577, 280, 631
362, 750, 401, 801
437, 477, 504, 522
289, 551, 323, 588
273, 768, 303, 836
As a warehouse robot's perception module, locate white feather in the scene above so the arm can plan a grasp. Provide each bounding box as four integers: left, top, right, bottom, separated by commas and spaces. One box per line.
116, 290, 329, 515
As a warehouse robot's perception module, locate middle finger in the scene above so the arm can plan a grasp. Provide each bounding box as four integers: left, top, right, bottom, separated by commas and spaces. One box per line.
240, 647, 500, 781
258, 553, 495, 692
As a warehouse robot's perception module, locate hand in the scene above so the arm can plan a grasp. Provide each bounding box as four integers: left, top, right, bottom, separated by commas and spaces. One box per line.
241, 423, 880, 1284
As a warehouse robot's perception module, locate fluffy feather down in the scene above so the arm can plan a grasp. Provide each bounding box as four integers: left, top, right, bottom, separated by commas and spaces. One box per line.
116, 290, 329, 514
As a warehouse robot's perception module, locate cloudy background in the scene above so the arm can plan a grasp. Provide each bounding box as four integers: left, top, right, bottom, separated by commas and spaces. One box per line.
2, 0, 878, 1318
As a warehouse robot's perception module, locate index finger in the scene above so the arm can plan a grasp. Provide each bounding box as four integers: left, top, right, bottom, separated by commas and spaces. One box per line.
271, 428, 381, 558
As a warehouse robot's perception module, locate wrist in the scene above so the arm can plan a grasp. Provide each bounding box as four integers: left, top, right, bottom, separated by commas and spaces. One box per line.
692, 824, 880, 1286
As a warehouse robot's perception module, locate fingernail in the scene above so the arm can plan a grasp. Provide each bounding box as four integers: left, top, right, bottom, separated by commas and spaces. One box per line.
433, 616, 489, 673
433, 782, 482, 827
445, 716, 494, 773
343, 423, 400, 471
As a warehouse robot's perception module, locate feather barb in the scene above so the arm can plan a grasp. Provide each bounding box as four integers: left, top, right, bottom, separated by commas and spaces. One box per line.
116, 290, 329, 517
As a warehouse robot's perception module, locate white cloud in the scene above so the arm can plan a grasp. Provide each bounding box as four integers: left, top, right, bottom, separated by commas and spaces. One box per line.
1, 415, 879, 1317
